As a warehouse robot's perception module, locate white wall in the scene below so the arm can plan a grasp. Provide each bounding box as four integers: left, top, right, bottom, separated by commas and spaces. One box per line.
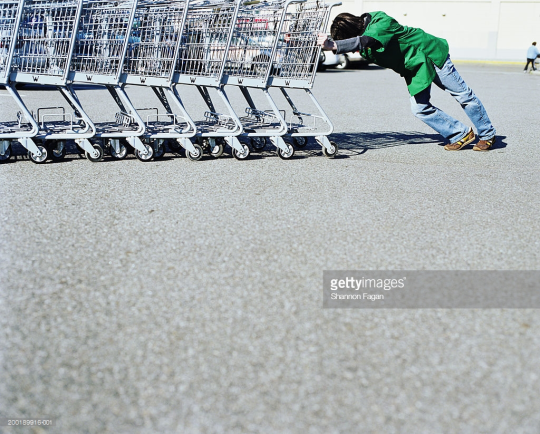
328, 0, 540, 61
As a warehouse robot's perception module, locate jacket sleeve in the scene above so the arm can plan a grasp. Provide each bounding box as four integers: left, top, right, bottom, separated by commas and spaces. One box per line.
334, 36, 380, 54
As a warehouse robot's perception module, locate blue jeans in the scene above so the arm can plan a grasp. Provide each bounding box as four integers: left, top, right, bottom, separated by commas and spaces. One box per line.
410, 56, 496, 142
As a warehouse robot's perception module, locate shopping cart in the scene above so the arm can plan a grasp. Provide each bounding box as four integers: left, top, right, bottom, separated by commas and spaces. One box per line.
268, 0, 341, 158
119, 0, 201, 160
173, 0, 248, 160
4, 0, 99, 163
0, 0, 31, 162
220, 0, 303, 159
68, 0, 154, 161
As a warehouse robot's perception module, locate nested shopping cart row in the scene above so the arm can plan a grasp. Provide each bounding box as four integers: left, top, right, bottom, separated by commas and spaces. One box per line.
0, 0, 341, 164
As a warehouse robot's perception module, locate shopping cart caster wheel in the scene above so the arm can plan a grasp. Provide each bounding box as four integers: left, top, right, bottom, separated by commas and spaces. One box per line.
233, 143, 250, 160
293, 136, 308, 149
28, 145, 48, 164
322, 141, 338, 159
50, 140, 66, 161
250, 137, 266, 152
186, 143, 203, 161
86, 143, 104, 162
0, 146, 12, 163
278, 142, 295, 160
135, 144, 154, 162
110, 141, 128, 160
153, 142, 166, 159
210, 142, 224, 158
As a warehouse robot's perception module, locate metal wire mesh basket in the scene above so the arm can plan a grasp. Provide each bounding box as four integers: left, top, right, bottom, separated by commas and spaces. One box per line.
12, 0, 81, 80
269, 0, 331, 88
70, 0, 137, 84
0, 0, 23, 83
122, 0, 188, 85
174, 0, 241, 86
221, 1, 285, 87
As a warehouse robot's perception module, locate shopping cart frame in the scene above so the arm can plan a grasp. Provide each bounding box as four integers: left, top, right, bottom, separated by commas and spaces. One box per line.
66, 0, 156, 161
118, 0, 202, 160
171, 0, 248, 160
5, 0, 101, 163
0, 0, 36, 161
218, 0, 307, 159
268, 0, 341, 158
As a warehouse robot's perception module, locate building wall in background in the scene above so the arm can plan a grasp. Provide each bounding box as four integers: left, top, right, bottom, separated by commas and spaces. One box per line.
328, 0, 540, 61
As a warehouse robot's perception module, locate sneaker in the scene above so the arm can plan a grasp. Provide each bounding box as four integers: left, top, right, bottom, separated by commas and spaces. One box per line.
444, 128, 475, 151
473, 136, 496, 151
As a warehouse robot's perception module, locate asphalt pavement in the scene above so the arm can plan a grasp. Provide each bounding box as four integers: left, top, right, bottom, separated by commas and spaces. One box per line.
1, 63, 539, 434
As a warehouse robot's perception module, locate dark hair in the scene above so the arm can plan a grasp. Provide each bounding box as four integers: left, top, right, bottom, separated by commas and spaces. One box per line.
331, 13, 369, 40
533, 42, 537, 46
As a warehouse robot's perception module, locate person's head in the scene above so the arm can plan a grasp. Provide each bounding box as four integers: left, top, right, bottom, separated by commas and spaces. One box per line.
330, 13, 368, 40
533, 42, 537, 46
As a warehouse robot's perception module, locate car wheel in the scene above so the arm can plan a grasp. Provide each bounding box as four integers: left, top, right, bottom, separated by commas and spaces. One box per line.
336, 54, 350, 70
317, 52, 327, 72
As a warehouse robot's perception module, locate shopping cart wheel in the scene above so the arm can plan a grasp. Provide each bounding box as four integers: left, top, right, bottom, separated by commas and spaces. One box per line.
293, 137, 308, 149
50, 140, 66, 161
153, 141, 166, 159
0, 145, 11, 163
322, 141, 338, 159
135, 144, 154, 162
250, 137, 266, 152
86, 143, 104, 163
233, 143, 250, 161
186, 143, 203, 162
109, 140, 128, 160
29, 145, 48, 164
210, 140, 224, 158
277, 142, 295, 160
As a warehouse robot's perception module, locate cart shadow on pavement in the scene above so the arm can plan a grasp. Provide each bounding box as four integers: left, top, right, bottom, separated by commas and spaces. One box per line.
314, 131, 507, 157
4, 132, 508, 163
321, 131, 443, 157
249, 131, 447, 159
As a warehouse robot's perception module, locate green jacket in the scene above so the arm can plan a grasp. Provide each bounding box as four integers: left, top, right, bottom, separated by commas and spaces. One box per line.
361, 11, 449, 95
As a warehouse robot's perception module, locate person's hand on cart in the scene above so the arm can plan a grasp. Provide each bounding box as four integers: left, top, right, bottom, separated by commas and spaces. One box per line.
317, 33, 336, 51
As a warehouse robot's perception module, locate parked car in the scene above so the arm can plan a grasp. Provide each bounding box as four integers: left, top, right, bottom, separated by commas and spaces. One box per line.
346, 51, 371, 67
322, 50, 370, 69
322, 52, 347, 69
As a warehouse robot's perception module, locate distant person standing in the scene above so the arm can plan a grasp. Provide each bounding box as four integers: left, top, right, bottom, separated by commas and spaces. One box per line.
524, 42, 539, 72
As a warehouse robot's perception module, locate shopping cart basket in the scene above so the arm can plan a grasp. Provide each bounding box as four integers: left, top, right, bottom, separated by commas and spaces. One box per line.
269, 0, 341, 158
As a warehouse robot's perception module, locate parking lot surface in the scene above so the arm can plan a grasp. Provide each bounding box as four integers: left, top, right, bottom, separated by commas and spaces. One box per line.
1, 63, 540, 433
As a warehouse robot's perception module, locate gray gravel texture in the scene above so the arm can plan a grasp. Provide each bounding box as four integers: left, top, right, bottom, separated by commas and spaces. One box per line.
1, 63, 540, 434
